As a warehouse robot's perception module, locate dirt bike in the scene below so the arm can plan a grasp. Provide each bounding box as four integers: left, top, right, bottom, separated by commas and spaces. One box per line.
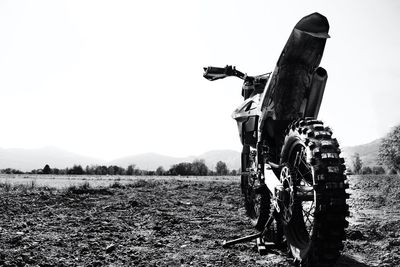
203, 13, 349, 267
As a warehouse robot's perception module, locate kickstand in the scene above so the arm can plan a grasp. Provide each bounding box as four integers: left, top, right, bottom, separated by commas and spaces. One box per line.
222, 213, 276, 255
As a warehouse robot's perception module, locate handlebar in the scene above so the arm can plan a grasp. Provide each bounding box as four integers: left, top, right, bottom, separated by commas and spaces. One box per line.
203, 65, 245, 81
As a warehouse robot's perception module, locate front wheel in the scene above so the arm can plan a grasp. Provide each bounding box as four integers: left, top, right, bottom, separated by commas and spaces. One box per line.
280, 118, 349, 267
241, 145, 270, 231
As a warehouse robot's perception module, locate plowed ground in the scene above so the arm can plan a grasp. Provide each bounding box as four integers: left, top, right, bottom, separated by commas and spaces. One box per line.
0, 175, 399, 266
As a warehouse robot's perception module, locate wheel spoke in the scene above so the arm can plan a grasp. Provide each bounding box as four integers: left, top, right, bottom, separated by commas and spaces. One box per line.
302, 200, 315, 236
298, 157, 313, 178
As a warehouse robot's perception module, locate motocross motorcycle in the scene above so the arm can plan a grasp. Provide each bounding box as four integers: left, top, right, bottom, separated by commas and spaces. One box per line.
203, 13, 349, 266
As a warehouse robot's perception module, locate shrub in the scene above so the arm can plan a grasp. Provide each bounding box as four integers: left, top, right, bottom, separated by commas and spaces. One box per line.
43, 164, 51, 174
379, 125, 400, 173
352, 153, 363, 174
110, 181, 125, 188
372, 166, 386, 175
216, 161, 229, 175
0, 182, 12, 192
361, 166, 372, 175
127, 179, 161, 188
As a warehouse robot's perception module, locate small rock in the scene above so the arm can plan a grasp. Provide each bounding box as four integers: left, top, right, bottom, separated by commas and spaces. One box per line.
9, 236, 22, 244
91, 261, 102, 267
152, 225, 162, 231
97, 255, 105, 261
389, 239, 400, 246
189, 235, 202, 242
347, 230, 364, 240
106, 244, 116, 253
154, 241, 164, 248
129, 200, 139, 207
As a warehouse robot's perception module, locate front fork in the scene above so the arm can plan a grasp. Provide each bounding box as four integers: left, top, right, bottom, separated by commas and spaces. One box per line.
256, 141, 283, 212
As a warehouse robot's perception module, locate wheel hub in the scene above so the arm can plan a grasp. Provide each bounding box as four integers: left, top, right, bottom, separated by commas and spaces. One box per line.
279, 165, 295, 224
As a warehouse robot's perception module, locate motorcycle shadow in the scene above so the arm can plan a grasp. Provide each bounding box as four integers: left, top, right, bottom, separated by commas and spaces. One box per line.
335, 255, 372, 267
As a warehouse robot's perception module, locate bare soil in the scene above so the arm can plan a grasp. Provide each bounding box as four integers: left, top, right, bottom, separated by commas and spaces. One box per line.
0, 175, 399, 266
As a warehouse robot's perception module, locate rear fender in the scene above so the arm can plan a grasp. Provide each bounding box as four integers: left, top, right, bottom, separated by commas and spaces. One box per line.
280, 134, 303, 165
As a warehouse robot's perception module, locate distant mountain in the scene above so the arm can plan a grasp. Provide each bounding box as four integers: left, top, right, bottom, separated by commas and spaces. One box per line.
341, 139, 382, 167
111, 150, 241, 171
197, 150, 240, 170
2, 140, 383, 173
0, 147, 104, 172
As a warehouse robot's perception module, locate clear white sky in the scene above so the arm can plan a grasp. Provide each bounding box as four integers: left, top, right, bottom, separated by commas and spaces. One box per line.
0, 0, 399, 160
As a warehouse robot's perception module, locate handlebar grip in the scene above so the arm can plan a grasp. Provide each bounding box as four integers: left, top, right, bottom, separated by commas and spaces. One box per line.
203, 66, 234, 81
204, 66, 226, 75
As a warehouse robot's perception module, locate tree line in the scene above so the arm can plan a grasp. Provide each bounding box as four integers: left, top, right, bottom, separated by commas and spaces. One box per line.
3, 124, 399, 176
0, 159, 239, 176
351, 152, 397, 175
349, 155, 388, 175
350, 124, 400, 175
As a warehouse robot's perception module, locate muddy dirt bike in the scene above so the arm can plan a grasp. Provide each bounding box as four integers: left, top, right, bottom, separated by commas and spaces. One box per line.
203, 13, 349, 267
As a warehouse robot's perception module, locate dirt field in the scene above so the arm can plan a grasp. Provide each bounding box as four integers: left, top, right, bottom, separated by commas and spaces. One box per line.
0, 175, 399, 266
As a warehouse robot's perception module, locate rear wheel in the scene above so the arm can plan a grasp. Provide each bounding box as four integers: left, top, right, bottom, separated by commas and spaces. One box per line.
280, 118, 349, 266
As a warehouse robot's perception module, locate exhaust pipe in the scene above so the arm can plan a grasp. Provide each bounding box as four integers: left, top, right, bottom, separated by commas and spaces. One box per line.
304, 67, 328, 118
